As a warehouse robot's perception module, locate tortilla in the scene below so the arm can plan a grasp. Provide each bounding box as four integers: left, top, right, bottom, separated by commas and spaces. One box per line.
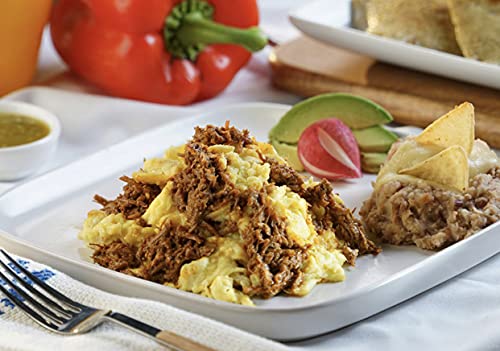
399, 145, 469, 192
448, 0, 500, 64
366, 0, 461, 54
416, 102, 475, 155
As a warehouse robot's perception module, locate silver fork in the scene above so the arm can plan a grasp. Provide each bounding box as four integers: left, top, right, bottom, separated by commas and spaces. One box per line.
0, 249, 215, 351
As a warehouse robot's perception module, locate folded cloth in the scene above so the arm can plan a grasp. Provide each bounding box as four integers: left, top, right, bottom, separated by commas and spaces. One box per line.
0, 255, 290, 351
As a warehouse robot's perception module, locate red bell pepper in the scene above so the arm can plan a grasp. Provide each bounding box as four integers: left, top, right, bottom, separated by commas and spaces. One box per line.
50, 0, 267, 105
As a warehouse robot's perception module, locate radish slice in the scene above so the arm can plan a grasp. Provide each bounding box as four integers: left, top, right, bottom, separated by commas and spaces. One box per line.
298, 118, 361, 180
317, 127, 359, 173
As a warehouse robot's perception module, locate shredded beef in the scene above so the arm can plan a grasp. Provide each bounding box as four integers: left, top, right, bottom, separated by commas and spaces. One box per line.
170, 142, 237, 230
91, 223, 214, 284
91, 241, 139, 273
268, 159, 305, 194
94, 176, 161, 220
268, 159, 380, 264
135, 222, 215, 283
169, 132, 308, 297
240, 187, 308, 298
90, 123, 380, 300
303, 180, 381, 261
191, 121, 254, 153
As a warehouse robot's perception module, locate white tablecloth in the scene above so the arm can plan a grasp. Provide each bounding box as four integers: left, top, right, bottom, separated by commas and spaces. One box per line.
4, 1, 500, 350
0, 255, 288, 351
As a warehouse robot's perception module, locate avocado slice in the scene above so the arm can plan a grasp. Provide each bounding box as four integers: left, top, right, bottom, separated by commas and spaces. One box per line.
269, 93, 392, 144
361, 152, 387, 174
353, 125, 398, 153
271, 140, 304, 171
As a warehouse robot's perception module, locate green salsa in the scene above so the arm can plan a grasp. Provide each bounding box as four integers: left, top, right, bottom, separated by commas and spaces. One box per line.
0, 113, 50, 148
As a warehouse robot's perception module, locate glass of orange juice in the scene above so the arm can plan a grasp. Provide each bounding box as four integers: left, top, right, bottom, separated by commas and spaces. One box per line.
0, 0, 52, 96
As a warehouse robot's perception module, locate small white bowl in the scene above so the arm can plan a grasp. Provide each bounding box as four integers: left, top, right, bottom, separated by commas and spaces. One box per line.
0, 101, 61, 181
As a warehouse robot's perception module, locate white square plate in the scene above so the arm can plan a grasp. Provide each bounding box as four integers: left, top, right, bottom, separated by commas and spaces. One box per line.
0, 103, 499, 341
289, 0, 500, 90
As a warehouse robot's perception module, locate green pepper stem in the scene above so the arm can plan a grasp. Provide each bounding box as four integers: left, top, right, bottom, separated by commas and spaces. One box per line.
176, 12, 268, 53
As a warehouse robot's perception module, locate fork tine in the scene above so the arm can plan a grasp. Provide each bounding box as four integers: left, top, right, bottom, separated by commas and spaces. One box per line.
0, 249, 82, 311
0, 259, 74, 319
0, 269, 65, 326
0, 280, 60, 330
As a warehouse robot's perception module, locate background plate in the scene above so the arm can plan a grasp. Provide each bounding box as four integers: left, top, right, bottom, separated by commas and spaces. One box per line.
0, 103, 499, 341
289, 0, 500, 90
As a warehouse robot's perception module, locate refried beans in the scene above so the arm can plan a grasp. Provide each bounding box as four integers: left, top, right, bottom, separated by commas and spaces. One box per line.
361, 167, 500, 250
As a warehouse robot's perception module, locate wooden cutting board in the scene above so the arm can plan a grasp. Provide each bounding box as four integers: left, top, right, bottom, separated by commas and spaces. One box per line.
270, 36, 500, 148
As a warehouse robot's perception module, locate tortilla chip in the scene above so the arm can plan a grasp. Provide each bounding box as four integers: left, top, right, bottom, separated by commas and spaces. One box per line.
416, 102, 474, 155
448, 0, 500, 64
366, 0, 462, 54
351, 0, 370, 30
399, 145, 469, 191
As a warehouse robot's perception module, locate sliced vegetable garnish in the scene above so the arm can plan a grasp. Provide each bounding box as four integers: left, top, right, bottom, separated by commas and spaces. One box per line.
298, 119, 361, 180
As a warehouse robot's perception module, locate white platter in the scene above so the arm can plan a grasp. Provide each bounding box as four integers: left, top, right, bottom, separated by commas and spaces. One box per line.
0, 103, 499, 341
289, 0, 500, 90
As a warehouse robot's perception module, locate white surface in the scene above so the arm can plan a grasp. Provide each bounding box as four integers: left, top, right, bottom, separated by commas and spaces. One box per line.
1, 0, 499, 349
0, 102, 499, 341
0, 254, 287, 351
289, 0, 500, 90
0, 101, 60, 180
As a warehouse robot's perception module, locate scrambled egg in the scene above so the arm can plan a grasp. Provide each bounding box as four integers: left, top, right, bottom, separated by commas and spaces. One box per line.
178, 236, 253, 305
80, 140, 348, 306
79, 211, 157, 247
